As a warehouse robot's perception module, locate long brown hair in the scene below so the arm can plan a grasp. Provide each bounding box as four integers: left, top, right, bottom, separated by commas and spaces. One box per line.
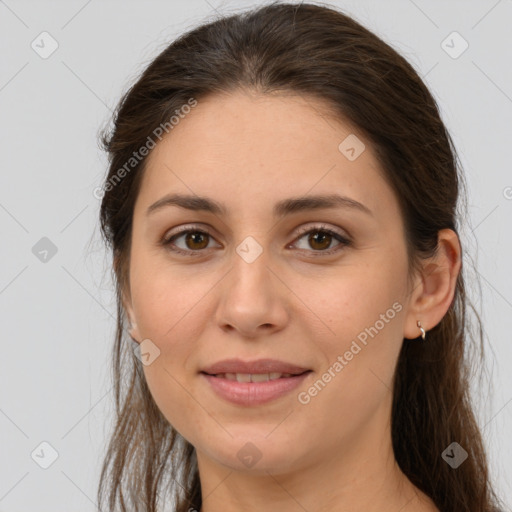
96, 2, 505, 511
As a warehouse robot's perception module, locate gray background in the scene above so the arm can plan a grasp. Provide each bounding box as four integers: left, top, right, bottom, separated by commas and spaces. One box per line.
0, 0, 511, 510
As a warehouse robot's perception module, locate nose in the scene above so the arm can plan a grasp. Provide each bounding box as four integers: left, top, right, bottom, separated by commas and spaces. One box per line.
214, 245, 289, 338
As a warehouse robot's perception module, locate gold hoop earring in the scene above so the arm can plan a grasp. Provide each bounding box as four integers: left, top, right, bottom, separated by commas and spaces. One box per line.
417, 320, 426, 341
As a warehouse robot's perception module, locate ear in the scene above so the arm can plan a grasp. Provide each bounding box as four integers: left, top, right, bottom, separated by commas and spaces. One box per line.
403, 228, 462, 340
115, 253, 141, 343
122, 289, 141, 344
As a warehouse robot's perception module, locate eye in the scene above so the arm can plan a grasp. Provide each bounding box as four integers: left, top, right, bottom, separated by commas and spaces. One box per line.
161, 223, 351, 257
161, 225, 219, 256
290, 224, 352, 256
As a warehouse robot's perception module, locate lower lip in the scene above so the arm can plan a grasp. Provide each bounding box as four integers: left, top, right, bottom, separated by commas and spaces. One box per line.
201, 371, 312, 406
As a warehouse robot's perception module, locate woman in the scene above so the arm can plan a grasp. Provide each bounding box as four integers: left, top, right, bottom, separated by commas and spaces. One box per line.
96, 2, 506, 511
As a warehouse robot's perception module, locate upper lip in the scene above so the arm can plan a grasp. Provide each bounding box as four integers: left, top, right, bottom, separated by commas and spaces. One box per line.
201, 358, 311, 375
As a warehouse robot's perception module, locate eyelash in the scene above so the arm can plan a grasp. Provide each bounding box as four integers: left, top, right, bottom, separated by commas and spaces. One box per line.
161, 223, 352, 257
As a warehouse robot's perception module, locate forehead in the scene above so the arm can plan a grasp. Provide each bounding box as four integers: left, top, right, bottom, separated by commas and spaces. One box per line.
135, 90, 397, 222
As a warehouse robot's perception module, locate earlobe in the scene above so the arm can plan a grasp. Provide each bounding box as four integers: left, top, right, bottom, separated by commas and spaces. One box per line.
403, 229, 461, 340
122, 292, 141, 343
128, 321, 140, 343
127, 313, 141, 343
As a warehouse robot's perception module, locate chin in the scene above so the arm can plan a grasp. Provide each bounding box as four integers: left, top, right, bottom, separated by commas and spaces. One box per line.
199, 435, 303, 475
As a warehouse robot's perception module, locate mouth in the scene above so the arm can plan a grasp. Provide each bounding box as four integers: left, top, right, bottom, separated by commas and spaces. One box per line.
200, 357, 312, 376
200, 370, 313, 406
200, 370, 311, 382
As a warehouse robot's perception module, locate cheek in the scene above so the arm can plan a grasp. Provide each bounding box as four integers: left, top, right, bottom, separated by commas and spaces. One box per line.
296, 295, 404, 441
129, 266, 211, 412
305, 262, 403, 340
300, 267, 405, 397
135, 289, 210, 442
130, 248, 212, 342
142, 361, 202, 447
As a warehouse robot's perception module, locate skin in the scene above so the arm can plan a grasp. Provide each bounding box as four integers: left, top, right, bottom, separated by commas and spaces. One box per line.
124, 90, 461, 512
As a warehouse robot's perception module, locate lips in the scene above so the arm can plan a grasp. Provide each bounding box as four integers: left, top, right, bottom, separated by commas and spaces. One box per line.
200, 358, 311, 376
201, 371, 312, 406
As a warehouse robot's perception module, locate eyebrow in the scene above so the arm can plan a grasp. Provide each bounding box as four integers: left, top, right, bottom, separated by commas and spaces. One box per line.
146, 193, 373, 218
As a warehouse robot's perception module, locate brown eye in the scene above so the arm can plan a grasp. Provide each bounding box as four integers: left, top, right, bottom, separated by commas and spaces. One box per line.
162, 228, 219, 255
162, 224, 351, 257
183, 232, 209, 250
307, 231, 333, 251
292, 225, 352, 255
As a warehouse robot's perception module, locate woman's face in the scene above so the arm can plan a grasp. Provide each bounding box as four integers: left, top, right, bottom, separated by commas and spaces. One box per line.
125, 90, 420, 474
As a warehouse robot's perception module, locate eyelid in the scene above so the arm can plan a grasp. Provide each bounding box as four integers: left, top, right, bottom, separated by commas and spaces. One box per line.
293, 222, 349, 240
162, 223, 220, 244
